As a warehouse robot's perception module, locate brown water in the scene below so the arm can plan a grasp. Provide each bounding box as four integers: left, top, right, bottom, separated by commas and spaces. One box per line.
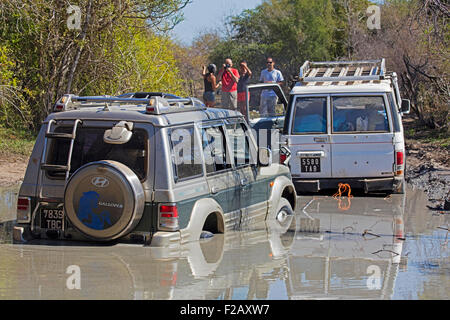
0, 184, 448, 299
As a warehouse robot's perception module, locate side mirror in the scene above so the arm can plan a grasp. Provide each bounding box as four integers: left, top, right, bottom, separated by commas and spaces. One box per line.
104, 121, 134, 144
401, 99, 410, 114
258, 147, 272, 167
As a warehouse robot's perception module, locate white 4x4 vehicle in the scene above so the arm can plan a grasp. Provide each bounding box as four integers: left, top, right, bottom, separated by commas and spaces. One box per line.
281, 59, 410, 194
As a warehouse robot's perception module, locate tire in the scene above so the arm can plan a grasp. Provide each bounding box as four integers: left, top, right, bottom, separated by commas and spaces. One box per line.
267, 198, 296, 256
64, 160, 145, 241
274, 198, 295, 232
392, 177, 406, 194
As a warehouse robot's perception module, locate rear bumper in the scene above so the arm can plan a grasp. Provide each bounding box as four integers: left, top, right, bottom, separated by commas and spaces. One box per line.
12, 223, 155, 246
293, 176, 403, 193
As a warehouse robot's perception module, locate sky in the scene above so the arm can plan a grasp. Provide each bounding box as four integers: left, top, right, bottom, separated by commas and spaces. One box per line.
171, 0, 264, 45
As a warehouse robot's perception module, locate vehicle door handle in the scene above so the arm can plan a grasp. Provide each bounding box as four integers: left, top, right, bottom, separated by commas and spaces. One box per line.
314, 137, 327, 143
210, 186, 219, 194
240, 178, 248, 186
297, 151, 325, 158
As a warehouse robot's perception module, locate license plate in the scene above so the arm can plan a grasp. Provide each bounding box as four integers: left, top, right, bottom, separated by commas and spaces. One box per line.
301, 157, 321, 173
40, 208, 64, 230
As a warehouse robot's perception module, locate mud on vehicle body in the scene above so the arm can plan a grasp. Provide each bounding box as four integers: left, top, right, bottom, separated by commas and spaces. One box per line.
14, 94, 296, 246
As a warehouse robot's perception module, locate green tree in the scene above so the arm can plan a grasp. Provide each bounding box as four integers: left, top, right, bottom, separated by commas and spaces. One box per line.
209, 0, 369, 85
0, 0, 190, 130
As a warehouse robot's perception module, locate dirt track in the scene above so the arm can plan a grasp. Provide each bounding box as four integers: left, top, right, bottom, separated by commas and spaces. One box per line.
0, 154, 29, 187
405, 140, 450, 210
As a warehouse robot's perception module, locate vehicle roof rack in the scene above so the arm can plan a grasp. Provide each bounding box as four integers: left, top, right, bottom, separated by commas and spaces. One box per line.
298, 59, 386, 83
54, 94, 206, 114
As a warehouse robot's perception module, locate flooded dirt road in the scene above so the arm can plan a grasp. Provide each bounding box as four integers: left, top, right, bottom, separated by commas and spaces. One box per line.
0, 184, 448, 300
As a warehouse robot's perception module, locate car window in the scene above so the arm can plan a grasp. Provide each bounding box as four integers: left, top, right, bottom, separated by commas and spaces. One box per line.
201, 125, 232, 174
248, 87, 285, 120
225, 122, 255, 167
387, 93, 401, 132
168, 126, 203, 182
332, 96, 389, 133
47, 127, 147, 180
292, 97, 327, 134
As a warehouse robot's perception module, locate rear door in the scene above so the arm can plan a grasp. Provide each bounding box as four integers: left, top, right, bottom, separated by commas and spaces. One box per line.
330, 94, 395, 178
285, 95, 332, 179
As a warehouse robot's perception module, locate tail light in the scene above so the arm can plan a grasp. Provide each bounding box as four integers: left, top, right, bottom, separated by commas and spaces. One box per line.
17, 196, 31, 223
279, 146, 291, 165
396, 151, 404, 165
158, 204, 179, 231
53, 104, 64, 112
279, 153, 287, 164
395, 151, 404, 175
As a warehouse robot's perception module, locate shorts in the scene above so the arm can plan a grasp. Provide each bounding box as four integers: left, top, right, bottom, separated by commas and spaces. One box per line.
221, 91, 237, 110
237, 92, 248, 102
237, 92, 249, 115
203, 91, 215, 103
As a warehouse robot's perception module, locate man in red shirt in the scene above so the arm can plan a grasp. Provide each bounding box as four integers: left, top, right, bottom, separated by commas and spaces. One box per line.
217, 58, 240, 110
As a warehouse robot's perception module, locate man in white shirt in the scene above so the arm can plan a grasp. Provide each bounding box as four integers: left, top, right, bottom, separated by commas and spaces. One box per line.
259, 57, 284, 116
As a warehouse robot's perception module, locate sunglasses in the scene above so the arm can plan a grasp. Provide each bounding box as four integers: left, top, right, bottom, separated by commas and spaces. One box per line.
267, 61, 273, 64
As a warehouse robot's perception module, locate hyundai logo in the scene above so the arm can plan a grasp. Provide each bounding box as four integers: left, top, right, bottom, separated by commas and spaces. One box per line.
91, 176, 109, 188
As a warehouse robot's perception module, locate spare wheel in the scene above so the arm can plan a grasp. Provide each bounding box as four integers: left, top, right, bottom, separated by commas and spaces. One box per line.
64, 160, 145, 241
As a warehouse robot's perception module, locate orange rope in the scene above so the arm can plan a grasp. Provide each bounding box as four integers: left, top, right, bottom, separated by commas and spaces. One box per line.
333, 183, 353, 211
333, 183, 353, 199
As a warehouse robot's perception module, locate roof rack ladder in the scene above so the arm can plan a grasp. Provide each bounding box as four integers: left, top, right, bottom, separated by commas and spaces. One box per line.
31, 119, 81, 233
40, 119, 82, 183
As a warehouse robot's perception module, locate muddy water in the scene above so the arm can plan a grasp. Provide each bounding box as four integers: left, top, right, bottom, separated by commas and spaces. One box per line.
0, 185, 448, 300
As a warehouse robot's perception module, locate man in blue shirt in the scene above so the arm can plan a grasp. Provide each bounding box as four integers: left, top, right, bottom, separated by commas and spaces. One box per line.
259, 57, 284, 117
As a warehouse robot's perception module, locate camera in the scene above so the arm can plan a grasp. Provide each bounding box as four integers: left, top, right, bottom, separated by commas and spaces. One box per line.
225, 64, 231, 69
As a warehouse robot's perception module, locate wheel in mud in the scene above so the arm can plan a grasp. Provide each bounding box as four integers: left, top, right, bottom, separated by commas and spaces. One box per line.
64, 160, 145, 241
274, 198, 294, 232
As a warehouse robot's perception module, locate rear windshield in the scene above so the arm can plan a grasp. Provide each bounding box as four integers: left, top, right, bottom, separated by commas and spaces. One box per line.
332, 96, 389, 133
47, 127, 147, 180
291, 97, 327, 134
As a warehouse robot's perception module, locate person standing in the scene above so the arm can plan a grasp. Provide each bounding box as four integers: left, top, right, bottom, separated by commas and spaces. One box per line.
217, 58, 240, 110
202, 64, 221, 107
237, 60, 252, 116
259, 57, 284, 116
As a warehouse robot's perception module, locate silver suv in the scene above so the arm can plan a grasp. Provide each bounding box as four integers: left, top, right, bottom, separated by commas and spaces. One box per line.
13, 95, 296, 246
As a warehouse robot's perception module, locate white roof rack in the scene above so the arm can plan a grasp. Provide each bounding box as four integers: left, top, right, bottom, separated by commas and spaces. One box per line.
299, 59, 386, 83
54, 94, 206, 114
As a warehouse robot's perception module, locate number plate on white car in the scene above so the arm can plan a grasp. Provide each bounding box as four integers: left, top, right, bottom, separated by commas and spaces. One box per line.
40, 208, 64, 230
301, 157, 321, 173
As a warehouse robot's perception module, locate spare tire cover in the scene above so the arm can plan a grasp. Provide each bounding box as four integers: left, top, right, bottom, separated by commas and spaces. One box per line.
64, 160, 145, 241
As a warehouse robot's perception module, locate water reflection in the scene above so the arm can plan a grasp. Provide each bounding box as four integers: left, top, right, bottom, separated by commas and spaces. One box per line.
0, 186, 448, 299
0, 185, 19, 244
